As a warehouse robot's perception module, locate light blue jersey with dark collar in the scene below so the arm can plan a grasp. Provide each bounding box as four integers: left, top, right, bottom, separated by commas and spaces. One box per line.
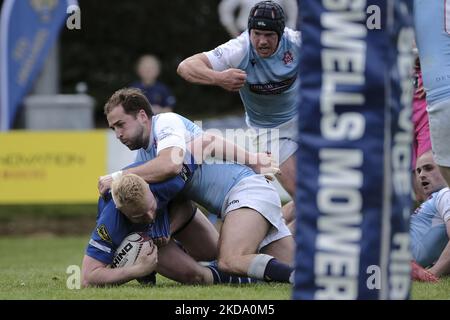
205, 28, 301, 128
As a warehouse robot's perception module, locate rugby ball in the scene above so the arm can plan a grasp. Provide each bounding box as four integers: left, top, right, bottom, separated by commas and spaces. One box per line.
111, 232, 149, 268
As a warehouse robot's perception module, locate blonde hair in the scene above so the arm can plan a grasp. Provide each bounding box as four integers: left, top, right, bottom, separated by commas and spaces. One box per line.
111, 174, 148, 215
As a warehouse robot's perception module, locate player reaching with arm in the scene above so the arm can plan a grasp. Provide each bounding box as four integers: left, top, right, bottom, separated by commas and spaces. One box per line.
97, 88, 276, 194
178, 1, 300, 225
96, 87, 295, 283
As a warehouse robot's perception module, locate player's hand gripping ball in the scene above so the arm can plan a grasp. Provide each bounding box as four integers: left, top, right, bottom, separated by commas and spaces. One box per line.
112, 232, 156, 285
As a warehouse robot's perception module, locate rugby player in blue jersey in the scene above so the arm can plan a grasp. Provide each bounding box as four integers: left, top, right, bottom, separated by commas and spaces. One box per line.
82, 163, 256, 287
177, 1, 300, 226
98, 87, 294, 283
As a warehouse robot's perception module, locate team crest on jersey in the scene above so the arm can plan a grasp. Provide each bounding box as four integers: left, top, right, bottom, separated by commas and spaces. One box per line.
282, 50, 294, 65
97, 224, 112, 243
213, 48, 223, 58
249, 74, 297, 95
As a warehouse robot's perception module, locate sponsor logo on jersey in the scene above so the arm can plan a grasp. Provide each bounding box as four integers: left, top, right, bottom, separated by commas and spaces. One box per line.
226, 199, 239, 208
249, 74, 297, 95
213, 48, 223, 58
157, 127, 175, 141
97, 224, 112, 243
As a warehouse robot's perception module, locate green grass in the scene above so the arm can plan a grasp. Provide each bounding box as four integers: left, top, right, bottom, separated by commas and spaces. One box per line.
1, 235, 449, 300
411, 281, 450, 299
0, 236, 290, 300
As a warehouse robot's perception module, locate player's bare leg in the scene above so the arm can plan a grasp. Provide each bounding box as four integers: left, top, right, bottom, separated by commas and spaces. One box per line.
278, 154, 296, 198
168, 199, 219, 261
218, 208, 268, 275
173, 208, 219, 261
281, 200, 295, 234
156, 240, 213, 284
218, 208, 293, 282
281, 200, 295, 223
163, 199, 257, 285
278, 154, 296, 232
260, 235, 294, 265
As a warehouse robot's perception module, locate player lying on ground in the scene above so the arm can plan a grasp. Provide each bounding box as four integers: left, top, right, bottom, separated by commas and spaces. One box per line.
115, 172, 294, 283
97, 88, 295, 283
410, 150, 450, 282
82, 163, 255, 287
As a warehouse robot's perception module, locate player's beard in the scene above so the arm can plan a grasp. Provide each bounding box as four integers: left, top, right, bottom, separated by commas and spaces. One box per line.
126, 126, 146, 150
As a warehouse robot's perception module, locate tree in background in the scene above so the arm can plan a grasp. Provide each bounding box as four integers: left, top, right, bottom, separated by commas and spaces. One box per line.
60, 0, 243, 126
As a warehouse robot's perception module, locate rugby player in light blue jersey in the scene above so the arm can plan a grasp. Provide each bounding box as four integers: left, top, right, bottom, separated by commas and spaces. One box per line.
177, 1, 300, 224
83, 162, 256, 287
99, 87, 294, 283
414, 0, 450, 189
411, 150, 450, 280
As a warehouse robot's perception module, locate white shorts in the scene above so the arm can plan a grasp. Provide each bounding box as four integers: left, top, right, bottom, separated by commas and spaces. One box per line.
427, 100, 450, 167
247, 116, 298, 165
221, 175, 292, 250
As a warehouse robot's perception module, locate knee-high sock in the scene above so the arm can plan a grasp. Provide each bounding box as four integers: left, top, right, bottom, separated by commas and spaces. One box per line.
248, 254, 293, 283
207, 261, 257, 284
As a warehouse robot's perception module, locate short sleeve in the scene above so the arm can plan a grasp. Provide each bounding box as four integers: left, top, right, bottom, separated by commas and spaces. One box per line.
436, 188, 450, 222
154, 113, 187, 154
85, 201, 130, 265
204, 32, 249, 71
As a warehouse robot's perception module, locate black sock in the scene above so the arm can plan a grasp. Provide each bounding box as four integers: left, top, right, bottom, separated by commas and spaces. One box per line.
207, 261, 257, 284
263, 258, 293, 283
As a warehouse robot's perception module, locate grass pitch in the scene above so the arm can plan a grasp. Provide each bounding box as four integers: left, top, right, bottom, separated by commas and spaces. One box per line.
0, 236, 448, 300
0, 236, 290, 300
